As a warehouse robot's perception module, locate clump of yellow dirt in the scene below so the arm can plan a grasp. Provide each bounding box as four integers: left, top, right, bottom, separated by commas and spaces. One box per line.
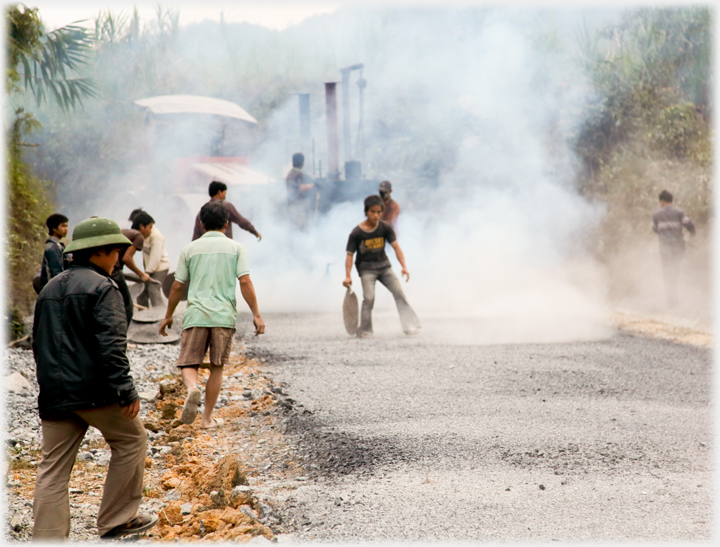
153, 455, 274, 541
612, 312, 712, 348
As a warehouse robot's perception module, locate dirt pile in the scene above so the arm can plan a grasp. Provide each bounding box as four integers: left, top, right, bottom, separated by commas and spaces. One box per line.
5, 347, 306, 542
154, 455, 273, 541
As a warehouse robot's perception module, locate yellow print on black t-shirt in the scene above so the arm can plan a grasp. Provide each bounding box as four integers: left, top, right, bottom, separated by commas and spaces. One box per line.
361, 237, 385, 251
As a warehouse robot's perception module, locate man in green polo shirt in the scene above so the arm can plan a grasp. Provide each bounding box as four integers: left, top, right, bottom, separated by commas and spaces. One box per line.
159, 201, 265, 429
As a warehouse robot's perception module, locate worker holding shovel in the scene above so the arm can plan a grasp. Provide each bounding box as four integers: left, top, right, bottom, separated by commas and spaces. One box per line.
343, 195, 420, 338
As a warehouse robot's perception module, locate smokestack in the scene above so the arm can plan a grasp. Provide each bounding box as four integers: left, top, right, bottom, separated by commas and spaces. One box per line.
298, 93, 310, 154
341, 70, 352, 162
339, 63, 364, 163
325, 82, 340, 180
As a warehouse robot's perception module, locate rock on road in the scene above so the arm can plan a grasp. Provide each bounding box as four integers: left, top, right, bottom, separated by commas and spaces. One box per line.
241, 309, 712, 542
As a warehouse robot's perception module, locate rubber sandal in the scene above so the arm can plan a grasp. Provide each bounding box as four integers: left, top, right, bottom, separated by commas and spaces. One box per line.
199, 417, 224, 430
181, 387, 202, 424
100, 513, 158, 539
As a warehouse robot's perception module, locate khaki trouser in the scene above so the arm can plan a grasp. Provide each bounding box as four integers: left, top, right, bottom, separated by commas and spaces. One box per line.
32, 404, 147, 539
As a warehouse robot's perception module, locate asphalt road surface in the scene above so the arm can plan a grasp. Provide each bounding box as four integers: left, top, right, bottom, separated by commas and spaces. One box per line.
240, 310, 712, 542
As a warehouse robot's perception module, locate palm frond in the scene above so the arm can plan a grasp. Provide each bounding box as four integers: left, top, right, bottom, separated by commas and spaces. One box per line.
14, 20, 100, 111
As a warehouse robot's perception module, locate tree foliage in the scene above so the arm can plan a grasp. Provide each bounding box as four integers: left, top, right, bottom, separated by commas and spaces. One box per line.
573, 6, 713, 278
6, 3, 98, 111
6, 115, 54, 320
575, 6, 711, 174
5, 3, 98, 326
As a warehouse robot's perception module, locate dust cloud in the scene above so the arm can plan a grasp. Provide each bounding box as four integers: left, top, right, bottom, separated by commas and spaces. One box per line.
47, 6, 629, 344
242, 8, 614, 344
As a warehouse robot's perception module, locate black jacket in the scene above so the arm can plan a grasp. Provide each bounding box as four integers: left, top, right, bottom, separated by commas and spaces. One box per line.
39, 236, 66, 287
32, 262, 139, 419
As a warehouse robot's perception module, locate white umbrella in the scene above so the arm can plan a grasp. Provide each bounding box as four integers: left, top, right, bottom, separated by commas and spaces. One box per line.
134, 95, 257, 124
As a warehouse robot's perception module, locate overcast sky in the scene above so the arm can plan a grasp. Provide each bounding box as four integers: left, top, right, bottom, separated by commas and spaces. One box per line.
21, 0, 690, 32
28, 0, 343, 31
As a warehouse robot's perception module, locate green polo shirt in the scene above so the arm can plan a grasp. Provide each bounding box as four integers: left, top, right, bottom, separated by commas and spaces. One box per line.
174, 231, 250, 329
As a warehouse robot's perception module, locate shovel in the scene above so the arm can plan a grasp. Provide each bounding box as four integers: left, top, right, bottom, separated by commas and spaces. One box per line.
162, 271, 189, 301
343, 286, 359, 335
123, 272, 162, 285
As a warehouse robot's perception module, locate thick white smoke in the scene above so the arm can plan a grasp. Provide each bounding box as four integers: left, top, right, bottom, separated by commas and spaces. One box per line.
240, 8, 612, 343
48, 6, 616, 344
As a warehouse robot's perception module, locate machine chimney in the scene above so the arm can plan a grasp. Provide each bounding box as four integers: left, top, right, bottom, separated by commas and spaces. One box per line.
325, 82, 340, 180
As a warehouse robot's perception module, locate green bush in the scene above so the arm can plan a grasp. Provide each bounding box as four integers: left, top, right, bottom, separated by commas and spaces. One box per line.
649, 102, 707, 161
6, 130, 54, 318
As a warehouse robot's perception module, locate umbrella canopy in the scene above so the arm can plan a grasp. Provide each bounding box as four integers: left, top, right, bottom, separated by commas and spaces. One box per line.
191, 162, 269, 186
134, 95, 257, 124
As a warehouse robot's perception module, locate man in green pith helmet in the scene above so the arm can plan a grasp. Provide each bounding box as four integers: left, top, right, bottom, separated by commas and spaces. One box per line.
32, 217, 158, 540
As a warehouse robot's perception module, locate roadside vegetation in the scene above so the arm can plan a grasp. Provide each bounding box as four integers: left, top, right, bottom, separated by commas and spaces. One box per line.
575, 7, 711, 242
573, 7, 712, 305
5, 4, 97, 333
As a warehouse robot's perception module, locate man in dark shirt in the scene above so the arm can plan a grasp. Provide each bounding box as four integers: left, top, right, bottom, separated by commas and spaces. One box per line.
379, 180, 400, 228
192, 181, 262, 242
343, 195, 420, 338
286, 152, 314, 229
39, 213, 69, 289
652, 189, 696, 306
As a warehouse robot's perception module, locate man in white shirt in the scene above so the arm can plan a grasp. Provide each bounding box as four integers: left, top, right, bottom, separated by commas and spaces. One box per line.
132, 211, 169, 308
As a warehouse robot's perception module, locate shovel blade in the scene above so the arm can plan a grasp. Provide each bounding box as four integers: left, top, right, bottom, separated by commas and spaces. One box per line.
162, 272, 189, 301
343, 288, 359, 335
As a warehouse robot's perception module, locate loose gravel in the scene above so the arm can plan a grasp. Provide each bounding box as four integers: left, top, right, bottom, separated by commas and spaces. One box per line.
4, 309, 713, 543
254, 309, 713, 542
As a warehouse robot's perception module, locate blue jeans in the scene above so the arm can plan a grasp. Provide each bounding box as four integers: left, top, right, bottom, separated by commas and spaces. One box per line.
358, 267, 420, 335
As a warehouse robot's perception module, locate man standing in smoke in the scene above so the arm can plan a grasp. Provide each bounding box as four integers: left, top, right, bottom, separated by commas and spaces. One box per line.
35, 213, 69, 293
110, 211, 151, 324
192, 181, 262, 242
652, 189, 695, 307
344, 195, 420, 338
286, 152, 315, 229
133, 211, 169, 309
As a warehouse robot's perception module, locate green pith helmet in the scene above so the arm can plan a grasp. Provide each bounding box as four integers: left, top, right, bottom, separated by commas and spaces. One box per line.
64, 217, 132, 254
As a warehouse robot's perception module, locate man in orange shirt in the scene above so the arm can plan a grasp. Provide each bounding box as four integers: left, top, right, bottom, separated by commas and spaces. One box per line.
379, 180, 400, 228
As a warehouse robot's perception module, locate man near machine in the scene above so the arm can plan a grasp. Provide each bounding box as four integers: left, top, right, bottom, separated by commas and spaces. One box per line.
379, 180, 400, 228
286, 152, 315, 229
32, 217, 157, 540
160, 200, 265, 429
192, 181, 262, 242
343, 194, 420, 338
653, 189, 696, 306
